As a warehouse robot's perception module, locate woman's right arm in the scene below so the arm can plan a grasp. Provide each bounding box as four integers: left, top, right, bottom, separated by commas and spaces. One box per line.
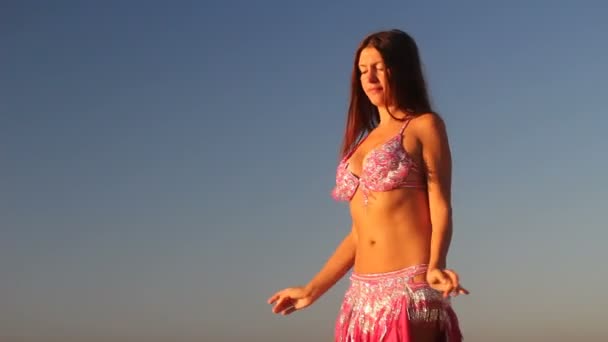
305, 229, 356, 301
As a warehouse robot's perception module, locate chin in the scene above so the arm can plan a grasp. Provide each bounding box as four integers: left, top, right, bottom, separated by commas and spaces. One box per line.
367, 96, 385, 107
369, 99, 386, 107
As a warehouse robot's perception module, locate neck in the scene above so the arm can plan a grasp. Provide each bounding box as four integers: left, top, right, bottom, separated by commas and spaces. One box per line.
377, 106, 407, 127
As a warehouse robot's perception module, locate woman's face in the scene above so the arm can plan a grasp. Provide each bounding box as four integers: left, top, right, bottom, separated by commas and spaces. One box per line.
358, 47, 389, 107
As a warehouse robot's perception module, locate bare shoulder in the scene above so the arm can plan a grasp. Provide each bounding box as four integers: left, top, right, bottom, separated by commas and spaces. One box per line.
411, 113, 446, 135
411, 112, 452, 184
410, 113, 448, 147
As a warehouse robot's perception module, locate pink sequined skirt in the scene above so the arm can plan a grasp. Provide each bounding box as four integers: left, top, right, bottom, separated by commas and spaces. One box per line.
334, 264, 462, 342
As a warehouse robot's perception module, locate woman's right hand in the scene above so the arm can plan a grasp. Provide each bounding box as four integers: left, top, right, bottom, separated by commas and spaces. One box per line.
267, 286, 315, 315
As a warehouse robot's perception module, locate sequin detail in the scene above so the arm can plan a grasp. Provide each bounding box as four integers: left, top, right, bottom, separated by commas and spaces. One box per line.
331, 118, 426, 205
334, 264, 462, 342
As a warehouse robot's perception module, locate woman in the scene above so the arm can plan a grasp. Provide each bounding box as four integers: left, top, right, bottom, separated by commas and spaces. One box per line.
268, 29, 469, 341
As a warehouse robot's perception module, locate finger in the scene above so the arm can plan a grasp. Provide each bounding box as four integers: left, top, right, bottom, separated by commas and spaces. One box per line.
268, 289, 289, 304
273, 296, 293, 314
441, 281, 454, 298
267, 292, 281, 304
445, 284, 470, 297
272, 296, 288, 313
282, 306, 297, 315
439, 270, 459, 298
433, 271, 450, 285
432, 282, 452, 298
458, 286, 470, 295
443, 270, 460, 288
443, 285, 454, 298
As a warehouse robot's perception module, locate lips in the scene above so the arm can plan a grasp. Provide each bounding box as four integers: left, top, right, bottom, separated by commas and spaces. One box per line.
367, 87, 383, 94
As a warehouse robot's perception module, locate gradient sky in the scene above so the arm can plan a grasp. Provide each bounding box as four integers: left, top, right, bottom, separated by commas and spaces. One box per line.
2, 1, 607, 341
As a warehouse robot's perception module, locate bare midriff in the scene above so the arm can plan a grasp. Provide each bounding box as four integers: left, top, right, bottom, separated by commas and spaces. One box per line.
350, 187, 431, 281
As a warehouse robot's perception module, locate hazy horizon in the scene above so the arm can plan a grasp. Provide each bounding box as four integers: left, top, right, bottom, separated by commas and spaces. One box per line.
2, 1, 607, 341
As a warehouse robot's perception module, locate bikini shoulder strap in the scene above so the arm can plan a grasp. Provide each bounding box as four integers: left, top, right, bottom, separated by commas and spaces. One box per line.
399, 116, 414, 134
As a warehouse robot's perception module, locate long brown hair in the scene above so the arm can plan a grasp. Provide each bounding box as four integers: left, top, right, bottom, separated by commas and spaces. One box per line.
340, 29, 435, 157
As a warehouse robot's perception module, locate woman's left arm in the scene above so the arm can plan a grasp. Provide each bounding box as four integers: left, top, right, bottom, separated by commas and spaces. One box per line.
417, 113, 468, 297
418, 113, 453, 270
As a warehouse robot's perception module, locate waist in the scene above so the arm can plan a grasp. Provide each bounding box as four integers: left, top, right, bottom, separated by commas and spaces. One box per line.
350, 263, 428, 283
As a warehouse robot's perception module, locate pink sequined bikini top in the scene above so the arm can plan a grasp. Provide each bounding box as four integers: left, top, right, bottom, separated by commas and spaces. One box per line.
331, 117, 426, 204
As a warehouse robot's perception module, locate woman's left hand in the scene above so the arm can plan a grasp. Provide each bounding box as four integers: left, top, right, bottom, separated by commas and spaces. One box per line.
426, 268, 469, 298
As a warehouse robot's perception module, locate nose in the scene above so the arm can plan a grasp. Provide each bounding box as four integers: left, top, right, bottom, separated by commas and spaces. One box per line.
362, 70, 380, 84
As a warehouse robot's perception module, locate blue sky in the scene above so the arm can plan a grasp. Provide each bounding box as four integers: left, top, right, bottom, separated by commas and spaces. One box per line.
2, 1, 607, 341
